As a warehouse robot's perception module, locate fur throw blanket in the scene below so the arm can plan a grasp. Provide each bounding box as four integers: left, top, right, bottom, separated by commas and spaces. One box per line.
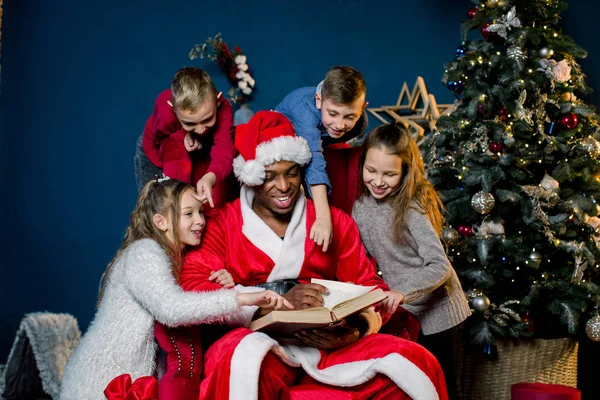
0, 313, 81, 400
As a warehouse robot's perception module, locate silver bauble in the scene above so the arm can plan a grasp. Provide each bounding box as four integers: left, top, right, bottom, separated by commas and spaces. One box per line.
471, 295, 491, 312
529, 250, 542, 265
585, 315, 600, 342
579, 137, 600, 158
442, 227, 460, 246
471, 191, 496, 215
538, 47, 550, 58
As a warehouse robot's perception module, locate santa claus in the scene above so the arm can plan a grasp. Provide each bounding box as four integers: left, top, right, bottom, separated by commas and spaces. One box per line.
172, 110, 448, 400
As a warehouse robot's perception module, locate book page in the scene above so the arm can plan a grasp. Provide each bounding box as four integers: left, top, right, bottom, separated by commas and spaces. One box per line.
331, 289, 386, 320
311, 279, 376, 310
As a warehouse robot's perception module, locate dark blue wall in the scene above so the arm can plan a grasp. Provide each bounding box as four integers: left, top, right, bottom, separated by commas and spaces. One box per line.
1, 0, 599, 363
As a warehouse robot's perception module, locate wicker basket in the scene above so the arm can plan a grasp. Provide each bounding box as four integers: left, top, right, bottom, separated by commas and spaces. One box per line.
460, 338, 578, 400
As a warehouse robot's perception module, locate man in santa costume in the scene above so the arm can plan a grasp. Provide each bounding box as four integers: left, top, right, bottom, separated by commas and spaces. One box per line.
179, 110, 448, 400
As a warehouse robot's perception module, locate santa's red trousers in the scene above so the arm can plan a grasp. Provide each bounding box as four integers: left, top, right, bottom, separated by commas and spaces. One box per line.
199, 328, 448, 400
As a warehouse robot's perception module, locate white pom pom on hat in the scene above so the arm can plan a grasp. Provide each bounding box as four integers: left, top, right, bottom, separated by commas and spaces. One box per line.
233, 110, 311, 186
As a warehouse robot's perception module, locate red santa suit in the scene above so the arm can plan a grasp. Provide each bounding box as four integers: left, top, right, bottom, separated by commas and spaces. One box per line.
179, 186, 448, 400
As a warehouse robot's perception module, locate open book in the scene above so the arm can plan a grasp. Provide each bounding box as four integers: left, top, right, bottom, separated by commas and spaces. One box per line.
248, 279, 386, 334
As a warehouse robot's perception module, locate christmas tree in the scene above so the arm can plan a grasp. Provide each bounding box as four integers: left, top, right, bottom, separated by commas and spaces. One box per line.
425, 0, 600, 349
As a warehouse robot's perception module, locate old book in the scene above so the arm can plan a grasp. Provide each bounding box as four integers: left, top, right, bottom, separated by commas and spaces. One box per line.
249, 279, 386, 334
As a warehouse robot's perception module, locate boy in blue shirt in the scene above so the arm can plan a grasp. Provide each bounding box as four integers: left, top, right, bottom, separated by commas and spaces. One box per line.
275, 66, 368, 252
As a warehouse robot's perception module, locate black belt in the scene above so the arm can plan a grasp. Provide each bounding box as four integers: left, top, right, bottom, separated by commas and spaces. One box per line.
255, 279, 299, 295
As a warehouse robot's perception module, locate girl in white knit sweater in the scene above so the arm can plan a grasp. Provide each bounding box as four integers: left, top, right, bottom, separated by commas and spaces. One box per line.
352, 123, 470, 400
60, 178, 291, 400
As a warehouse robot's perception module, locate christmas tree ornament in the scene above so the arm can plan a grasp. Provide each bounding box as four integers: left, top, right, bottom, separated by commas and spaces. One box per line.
471, 294, 491, 312
540, 173, 559, 192
487, 7, 521, 39
471, 191, 496, 215
498, 107, 509, 121
455, 45, 467, 59
579, 136, 600, 158
481, 22, 493, 40
521, 314, 536, 333
539, 59, 572, 83
442, 227, 460, 245
538, 47, 550, 58
458, 224, 474, 237
507, 45, 526, 61
558, 113, 578, 130
529, 249, 542, 265
486, 0, 499, 8
474, 220, 505, 237
561, 92, 577, 102
466, 288, 484, 299
585, 315, 600, 341
489, 141, 504, 154
468, 7, 478, 19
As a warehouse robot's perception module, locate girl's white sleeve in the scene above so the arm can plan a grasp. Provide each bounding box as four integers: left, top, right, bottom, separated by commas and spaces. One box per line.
123, 239, 239, 327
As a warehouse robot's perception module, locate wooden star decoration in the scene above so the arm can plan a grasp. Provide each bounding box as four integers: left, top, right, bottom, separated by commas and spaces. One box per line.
367, 77, 455, 146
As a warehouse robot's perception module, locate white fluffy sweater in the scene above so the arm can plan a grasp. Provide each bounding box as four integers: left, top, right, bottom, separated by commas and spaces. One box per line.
60, 238, 240, 400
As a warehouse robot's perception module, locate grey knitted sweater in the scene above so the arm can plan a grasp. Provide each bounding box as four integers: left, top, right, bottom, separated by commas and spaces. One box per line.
353, 196, 471, 335
60, 239, 240, 400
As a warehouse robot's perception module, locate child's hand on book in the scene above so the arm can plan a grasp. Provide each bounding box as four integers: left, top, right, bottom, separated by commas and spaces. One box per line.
381, 290, 404, 315
238, 290, 294, 310
283, 283, 328, 310
208, 269, 234, 288
294, 322, 360, 349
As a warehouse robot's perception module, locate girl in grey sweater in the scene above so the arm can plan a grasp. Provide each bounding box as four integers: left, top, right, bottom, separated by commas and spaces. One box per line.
352, 123, 470, 400
60, 178, 291, 400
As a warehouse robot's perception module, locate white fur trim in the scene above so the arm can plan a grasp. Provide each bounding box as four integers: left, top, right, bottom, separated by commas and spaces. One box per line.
229, 332, 439, 400
234, 136, 311, 186
240, 186, 306, 282
229, 333, 298, 400
233, 157, 265, 186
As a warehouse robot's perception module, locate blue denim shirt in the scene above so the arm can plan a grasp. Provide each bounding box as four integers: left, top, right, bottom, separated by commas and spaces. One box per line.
275, 86, 368, 196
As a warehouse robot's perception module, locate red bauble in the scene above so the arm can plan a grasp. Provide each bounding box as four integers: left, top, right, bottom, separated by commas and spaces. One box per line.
521, 314, 535, 333
481, 23, 493, 40
458, 225, 474, 237
489, 141, 504, 154
477, 103, 485, 115
499, 107, 509, 121
558, 112, 578, 130
468, 7, 478, 19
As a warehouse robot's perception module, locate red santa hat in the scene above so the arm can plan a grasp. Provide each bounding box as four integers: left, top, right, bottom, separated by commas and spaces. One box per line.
233, 110, 311, 186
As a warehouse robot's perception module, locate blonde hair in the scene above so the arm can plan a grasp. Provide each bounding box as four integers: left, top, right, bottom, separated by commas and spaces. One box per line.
97, 179, 194, 306
358, 123, 445, 242
171, 67, 217, 112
